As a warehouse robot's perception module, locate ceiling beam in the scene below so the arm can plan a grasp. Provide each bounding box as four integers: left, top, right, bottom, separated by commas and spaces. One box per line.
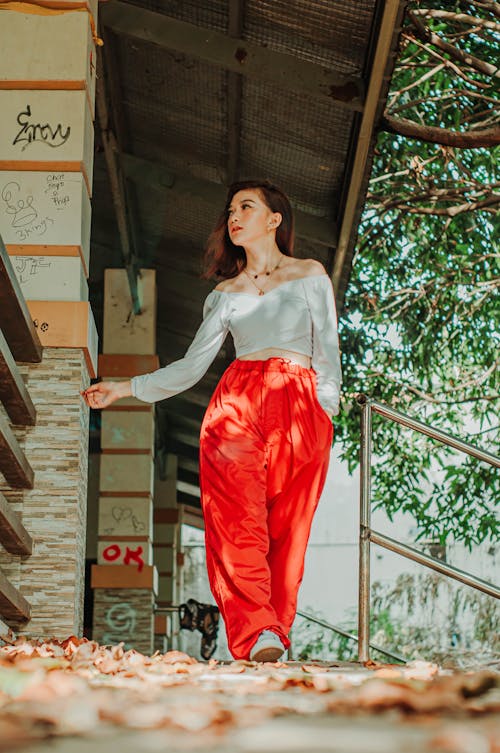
166, 437, 199, 462
177, 467, 200, 489
120, 152, 338, 248
181, 504, 204, 529
177, 456, 200, 476
177, 490, 201, 509
101, 28, 146, 275
95, 45, 141, 313
227, 0, 245, 183
101, 1, 364, 111
332, 0, 407, 309
168, 427, 200, 450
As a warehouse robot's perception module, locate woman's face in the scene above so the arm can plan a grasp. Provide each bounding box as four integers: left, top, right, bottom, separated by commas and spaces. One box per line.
227, 189, 280, 246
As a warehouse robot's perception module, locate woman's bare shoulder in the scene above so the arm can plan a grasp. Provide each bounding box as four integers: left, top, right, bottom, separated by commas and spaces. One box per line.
295, 258, 328, 278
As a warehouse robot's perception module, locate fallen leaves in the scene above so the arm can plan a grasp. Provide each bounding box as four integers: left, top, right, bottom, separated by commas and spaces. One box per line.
0, 637, 498, 751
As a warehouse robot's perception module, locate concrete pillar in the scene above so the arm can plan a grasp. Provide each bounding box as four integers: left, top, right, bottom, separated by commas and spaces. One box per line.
91, 269, 159, 654
153, 454, 185, 650
0, 2, 98, 637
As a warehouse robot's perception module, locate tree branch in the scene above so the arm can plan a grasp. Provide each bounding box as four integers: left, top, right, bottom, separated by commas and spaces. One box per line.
381, 114, 500, 148
386, 195, 500, 217
400, 32, 491, 88
411, 9, 500, 32
367, 366, 500, 405
408, 11, 500, 79
389, 89, 500, 116
462, 0, 500, 21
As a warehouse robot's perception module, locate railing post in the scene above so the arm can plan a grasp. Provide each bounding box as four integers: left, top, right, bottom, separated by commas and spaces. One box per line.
357, 394, 372, 663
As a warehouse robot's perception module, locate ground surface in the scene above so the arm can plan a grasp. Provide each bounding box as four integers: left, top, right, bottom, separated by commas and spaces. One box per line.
0, 638, 498, 753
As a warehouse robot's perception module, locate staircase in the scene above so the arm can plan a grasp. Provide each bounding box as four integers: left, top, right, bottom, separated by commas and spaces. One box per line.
0, 235, 41, 630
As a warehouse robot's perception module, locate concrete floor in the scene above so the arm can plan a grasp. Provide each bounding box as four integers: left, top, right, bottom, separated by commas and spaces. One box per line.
1, 660, 498, 753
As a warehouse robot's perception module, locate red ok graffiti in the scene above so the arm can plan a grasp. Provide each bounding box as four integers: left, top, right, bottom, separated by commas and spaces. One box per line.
102, 544, 145, 573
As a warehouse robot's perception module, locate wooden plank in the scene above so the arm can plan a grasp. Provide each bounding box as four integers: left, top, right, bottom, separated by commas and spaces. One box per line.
0, 617, 15, 640
154, 614, 169, 634
0, 237, 42, 363
25, 300, 98, 378
177, 456, 200, 475
168, 427, 200, 450
177, 467, 200, 489
90, 564, 158, 592
0, 492, 32, 556
98, 353, 160, 377
0, 330, 36, 426
177, 490, 201, 508
0, 567, 31, 623
101, 2, 364, 110
0, 413, 34, 489
181, 504, 204, 530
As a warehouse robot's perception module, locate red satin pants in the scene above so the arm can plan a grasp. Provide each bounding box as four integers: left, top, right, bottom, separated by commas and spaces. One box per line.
199, 358, 333, 660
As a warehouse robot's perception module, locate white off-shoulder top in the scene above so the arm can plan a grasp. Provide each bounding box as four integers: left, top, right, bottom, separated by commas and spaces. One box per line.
131, 274, 342, 415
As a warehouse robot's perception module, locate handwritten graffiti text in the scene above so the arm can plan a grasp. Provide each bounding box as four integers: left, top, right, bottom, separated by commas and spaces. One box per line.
102, 543, 145, 572
13, 105, 71, 152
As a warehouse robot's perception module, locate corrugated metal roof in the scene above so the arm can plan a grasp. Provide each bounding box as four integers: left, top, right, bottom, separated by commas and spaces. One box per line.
91, 0, 407, 501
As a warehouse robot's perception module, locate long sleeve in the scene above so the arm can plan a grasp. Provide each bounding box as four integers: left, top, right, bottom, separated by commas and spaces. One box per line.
130, 290, 229, 403
305, 275, 342, 416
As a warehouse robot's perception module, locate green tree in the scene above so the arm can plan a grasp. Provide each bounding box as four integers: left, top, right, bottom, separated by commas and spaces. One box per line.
337, 0, 499, 547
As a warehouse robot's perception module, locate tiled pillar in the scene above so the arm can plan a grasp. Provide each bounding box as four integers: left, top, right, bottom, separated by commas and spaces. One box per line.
0, 350, 92, 637
0, 2, 98, 637
91, 269, 159, 653
153, 455, 184, 651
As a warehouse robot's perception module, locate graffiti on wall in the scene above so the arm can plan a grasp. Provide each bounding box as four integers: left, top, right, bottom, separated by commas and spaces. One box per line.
102, 602, 136, 648
102, 543, 146, 572
1, 174, 74, 243
101, 505, 147, 537
13, 105, 71, 151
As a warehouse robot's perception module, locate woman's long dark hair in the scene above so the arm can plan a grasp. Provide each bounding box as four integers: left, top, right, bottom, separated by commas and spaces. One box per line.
202, 179, 295, 280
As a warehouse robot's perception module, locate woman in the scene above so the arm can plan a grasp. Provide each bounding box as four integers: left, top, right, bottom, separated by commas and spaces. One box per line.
82, 179, 342, 662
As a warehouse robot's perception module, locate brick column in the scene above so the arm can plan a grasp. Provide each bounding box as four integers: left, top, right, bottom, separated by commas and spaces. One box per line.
153, 454, 184, 651
91, 269, 159, 654
0, 350, 91, 636
0, 1, 98, 637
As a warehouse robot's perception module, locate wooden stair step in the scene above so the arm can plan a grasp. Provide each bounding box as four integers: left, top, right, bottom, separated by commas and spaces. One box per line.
0, 236, 42, 363
0, 568, 31, 623
0, 413, 34, 488
0, 491, 32, 555
0, 330, 36, 426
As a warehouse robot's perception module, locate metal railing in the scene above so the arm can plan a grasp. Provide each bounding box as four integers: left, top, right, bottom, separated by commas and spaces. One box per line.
296, 609, 406, 663
357, 393, 500, 663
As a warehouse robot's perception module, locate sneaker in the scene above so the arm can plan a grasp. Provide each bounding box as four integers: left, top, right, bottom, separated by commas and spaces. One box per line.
250, 630, 285, 662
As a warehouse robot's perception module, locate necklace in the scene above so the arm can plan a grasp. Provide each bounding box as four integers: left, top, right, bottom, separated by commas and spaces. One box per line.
243, 256, 284, 296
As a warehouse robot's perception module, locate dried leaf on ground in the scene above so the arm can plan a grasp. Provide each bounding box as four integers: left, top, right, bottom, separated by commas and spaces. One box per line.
0, 638, 498, 748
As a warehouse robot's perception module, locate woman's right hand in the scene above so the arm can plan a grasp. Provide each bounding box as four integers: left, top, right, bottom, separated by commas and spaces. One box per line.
81, 380, 132, 410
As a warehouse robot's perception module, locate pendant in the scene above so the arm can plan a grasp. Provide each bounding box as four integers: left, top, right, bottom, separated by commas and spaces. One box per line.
258, 290, 264, 296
